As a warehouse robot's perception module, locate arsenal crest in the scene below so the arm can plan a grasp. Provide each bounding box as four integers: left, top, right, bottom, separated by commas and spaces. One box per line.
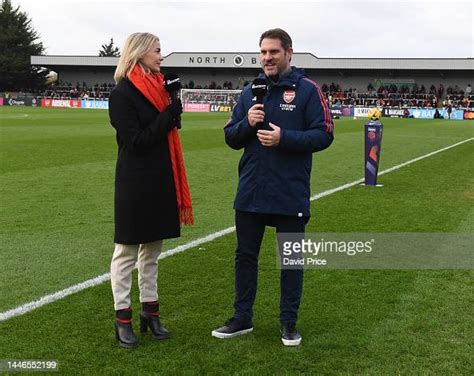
283, 90, 295, 103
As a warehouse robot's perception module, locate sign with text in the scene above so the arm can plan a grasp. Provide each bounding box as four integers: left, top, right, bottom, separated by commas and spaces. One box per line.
210, 104, 232, 112
81, 100, 108, 109
409, 108, 464, 120
5, 97, 39, 107
354, 107, 372, 117
277, 233, 473, 269
184, 103, 210, 112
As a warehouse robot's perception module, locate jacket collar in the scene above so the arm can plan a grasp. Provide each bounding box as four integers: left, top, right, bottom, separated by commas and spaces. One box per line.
258, 66, 305, 88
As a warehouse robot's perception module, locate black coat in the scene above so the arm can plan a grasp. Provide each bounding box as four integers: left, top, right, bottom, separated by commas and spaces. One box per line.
108, 79, 180, 244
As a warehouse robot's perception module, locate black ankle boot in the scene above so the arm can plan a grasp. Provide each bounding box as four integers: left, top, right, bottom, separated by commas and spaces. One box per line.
140, 302, 170, 340
115, 308, 138, 348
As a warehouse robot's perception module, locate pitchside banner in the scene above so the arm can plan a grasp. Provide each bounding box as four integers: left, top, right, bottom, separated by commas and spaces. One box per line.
329, 107, 354, 117
409, 108, 464, 120
342, 106, 354, 117
364, 120, 383, 186
354, 107, 372, 118
382, 108, 404, 117
463, 111, 474, 120
41, 99, 109, 109
41, 99, 81, 108
81, 100, 108, 109
210, 104, 232, 112
0, 97, 3, 106
329, 108, 343, 117
5, 97, 40, 107
184, 103, 210, 112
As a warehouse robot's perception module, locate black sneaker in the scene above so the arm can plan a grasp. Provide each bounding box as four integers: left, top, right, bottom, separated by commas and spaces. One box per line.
280, 323, 302, 346
211, 318, 253, 339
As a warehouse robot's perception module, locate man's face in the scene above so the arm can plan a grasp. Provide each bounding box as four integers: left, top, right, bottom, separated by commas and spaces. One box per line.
260, 38, 293, 77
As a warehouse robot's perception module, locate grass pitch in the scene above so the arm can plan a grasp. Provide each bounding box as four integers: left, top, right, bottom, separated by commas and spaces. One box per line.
0, 107, 473, 375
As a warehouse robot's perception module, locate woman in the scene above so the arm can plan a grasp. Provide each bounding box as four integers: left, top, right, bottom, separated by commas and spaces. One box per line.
108, 32, 193, 348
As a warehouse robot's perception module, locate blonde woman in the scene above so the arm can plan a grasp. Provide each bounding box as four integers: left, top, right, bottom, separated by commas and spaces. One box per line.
109, 32, 193, 348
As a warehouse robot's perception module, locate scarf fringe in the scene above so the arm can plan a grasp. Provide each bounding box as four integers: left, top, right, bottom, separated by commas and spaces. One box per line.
180, 208, 194, 226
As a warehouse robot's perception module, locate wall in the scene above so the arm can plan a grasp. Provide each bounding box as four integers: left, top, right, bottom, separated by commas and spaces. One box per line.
55, 67, 115, 86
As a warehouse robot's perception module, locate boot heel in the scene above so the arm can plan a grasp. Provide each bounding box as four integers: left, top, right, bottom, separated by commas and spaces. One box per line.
140, 316, 148, 333
140, 312, 170, 340
115, 321, 139, 348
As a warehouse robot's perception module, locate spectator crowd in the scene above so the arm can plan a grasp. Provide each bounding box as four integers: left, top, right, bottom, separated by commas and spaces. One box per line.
320, 82, 473, 109
32, 80, 473, 110
39, 81, 115, 99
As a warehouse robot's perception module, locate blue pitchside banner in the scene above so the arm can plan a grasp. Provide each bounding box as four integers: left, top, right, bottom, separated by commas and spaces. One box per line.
81, 100, 109, 109
409, 108, 464, 120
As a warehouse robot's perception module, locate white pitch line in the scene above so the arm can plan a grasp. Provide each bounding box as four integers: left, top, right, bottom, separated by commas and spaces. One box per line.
1, 137, 472, 323
309, 137, 473, 201
0, 227, 235, 323
377, 137, 473, 176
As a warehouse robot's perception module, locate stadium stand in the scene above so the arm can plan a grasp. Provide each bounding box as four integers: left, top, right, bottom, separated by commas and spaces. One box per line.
41, 81, 114, 99
3, 53, 471, 112
22, 79, 471, 108
6, 78, 472, 111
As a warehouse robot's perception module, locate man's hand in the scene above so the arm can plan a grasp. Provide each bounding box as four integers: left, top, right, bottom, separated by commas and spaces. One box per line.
257, 122, 281, 147
247, 104, 265, 127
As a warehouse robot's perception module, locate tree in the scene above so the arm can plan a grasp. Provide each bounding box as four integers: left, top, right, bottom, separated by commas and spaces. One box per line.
99, 38, 120, 57
0, 0, 48, 91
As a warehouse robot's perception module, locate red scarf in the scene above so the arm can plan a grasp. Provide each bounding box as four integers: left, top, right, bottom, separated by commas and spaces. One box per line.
129, 65, 194, 225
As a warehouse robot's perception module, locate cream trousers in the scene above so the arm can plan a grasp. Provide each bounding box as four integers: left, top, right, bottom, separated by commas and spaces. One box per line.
110, 240, 162, 310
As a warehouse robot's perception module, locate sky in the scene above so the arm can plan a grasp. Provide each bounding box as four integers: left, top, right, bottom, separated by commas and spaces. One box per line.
11, 0, 474, 58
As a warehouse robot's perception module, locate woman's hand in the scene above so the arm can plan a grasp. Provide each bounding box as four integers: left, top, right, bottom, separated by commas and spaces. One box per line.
166, 99, 183, 118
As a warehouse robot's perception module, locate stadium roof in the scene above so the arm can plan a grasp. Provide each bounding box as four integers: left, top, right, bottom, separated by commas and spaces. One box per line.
31, 53, 474, 71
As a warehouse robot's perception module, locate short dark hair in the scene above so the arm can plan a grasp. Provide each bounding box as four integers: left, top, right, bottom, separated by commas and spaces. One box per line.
259, 28, 292, 50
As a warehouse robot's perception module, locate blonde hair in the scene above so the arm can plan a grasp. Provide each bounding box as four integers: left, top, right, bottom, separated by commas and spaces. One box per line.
114, 32, 160, 83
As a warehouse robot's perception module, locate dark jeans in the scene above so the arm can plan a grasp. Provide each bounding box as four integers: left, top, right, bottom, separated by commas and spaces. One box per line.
233, 210, 307, 325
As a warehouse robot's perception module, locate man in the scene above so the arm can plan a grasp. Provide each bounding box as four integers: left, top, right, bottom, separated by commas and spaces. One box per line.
444, 97, 453, 119
212, 28, 334, 346
465, 84, 472, 96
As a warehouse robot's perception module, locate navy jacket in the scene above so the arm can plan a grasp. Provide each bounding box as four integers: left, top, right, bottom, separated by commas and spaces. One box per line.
224, 67, 334, 217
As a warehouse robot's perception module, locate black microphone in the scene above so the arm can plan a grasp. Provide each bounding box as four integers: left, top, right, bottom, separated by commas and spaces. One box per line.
164, 73, 182, 129
251, 78, 268, 129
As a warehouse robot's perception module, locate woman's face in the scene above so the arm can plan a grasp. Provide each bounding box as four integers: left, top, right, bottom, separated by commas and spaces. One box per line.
141, 40, 163, 73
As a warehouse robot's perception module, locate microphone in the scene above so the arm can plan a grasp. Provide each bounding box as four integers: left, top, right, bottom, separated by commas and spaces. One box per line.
251, 78, 268, 129
164, 73, 182, 129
